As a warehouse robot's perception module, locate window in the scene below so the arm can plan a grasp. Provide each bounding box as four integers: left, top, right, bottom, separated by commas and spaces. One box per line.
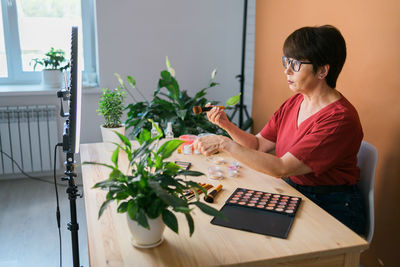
0, 0, 97, 86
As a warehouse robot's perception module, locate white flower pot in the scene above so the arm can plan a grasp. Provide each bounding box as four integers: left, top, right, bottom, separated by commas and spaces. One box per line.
100, 125, 126, 151
42, 69, 64, 89
126, 214, 165, 248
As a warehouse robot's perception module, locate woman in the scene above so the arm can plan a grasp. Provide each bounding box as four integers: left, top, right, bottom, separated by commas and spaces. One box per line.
193, 25, 366, 236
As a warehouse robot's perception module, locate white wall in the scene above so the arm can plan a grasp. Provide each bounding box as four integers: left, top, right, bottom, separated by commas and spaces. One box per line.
95, 0, 249, 125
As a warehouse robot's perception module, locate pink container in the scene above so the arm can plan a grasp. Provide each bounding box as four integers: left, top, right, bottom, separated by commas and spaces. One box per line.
179, 135, 197, 151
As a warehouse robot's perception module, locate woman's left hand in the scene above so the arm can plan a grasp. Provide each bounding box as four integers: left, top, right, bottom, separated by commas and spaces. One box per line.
193, 135, 232, 156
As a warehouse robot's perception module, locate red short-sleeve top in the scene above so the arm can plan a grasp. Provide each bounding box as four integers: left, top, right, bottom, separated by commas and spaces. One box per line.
260, 94, 363, 186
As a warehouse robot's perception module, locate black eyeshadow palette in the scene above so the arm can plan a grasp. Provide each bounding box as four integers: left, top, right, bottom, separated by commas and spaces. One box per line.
227, 188, 301, 216
211, 188, 302, 239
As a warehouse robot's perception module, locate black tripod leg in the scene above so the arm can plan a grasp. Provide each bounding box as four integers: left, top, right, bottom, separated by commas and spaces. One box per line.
67, 182, 80, 267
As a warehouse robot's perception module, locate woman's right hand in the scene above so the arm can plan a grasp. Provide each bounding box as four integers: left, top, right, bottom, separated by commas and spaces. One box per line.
205, 103, 231, 130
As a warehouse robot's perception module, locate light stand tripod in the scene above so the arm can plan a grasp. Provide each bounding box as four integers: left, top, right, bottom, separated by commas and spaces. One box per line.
57, 87, 82, 267
229, 0, 253, 130
56, 26, 82, 266
63, 151, 81, 267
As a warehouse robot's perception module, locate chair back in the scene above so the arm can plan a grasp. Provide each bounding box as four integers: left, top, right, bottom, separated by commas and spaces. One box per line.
356, 140, 378, 243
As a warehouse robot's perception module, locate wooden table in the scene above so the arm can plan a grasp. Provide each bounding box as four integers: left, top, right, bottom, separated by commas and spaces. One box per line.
80, 142, 368, 267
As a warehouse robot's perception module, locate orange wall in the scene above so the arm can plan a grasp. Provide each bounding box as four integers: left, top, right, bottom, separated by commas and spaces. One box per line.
253, 1, 400, 266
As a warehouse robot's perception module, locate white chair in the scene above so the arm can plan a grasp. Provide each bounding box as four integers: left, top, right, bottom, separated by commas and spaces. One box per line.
356, 140, 378, 243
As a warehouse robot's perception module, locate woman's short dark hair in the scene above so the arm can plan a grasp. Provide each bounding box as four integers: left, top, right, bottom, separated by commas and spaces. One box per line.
283, 25, 346, 88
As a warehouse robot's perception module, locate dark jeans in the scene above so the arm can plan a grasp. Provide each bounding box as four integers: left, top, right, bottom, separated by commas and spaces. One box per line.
286, 178, 367, 236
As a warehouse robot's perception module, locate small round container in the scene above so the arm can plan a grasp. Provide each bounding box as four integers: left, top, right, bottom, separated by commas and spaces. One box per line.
231, 161, 241, 168
227, 166, 238, 177
207, 156, 225, 165
208, 166, 223, 180
183, 144, 193, 155
197, 133, 215, 138
179, 135, 197, 152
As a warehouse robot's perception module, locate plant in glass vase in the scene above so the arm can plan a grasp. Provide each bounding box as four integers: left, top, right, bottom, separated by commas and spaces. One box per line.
83, 121, 223, 247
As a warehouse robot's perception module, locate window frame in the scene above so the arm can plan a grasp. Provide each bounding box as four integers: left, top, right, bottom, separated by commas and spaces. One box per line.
0, 0, 97, 86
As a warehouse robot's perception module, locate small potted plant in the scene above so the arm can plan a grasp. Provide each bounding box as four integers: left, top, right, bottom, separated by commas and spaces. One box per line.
84, 121, 223, 248
97, 86, 126, 151
31, 47, 70, 88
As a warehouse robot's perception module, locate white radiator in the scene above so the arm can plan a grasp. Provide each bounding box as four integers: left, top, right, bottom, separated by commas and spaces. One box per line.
0, 105, 60, 178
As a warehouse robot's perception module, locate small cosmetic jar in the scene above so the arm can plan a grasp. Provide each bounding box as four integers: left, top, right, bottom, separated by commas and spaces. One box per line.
208, 166, 223, 180
207, 156, 225, 165
183, 144, 193, 155
231, 161, 240, 168
179, 134, 197, 152
227, 165, 238, 177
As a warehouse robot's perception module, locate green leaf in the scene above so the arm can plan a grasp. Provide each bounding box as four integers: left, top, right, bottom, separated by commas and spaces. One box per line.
127, 199, 139, 220
211, 69, 217, 80
109, 169, 122, 180
225, 93, 241, 106
82, 161, 115, 170
176, 110, 187, 121
174, 206, 192, 213
98, 199, 113, 219
148, 180, 187, 208
114, 73, 125, 87
185, 213, 195, 236
115, 191, 129, 200
127, 75, 136, 88
163, 162, 182, 174
156, 139, 184, 160
114, 131, 131, 150
166, 56, 171, 70
177, 170, 204, 177
191, 201, 225, 219
111, 147, 119, 167
137, 209, 149, 229
162, 209, 178, 233
106, 191, 115, 200
160, 70, 171, 82
117, 201, 129, 213
138, 129, 151, 144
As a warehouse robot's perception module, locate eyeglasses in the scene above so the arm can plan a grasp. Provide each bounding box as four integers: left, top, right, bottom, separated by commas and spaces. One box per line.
282, 56, 312, 72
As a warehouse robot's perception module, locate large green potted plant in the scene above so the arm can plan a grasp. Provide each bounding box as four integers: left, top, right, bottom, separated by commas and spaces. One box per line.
97, 86, 126, 151
31, 47, 70, 88
120, 57, 239, 139
84, 121, 223, 248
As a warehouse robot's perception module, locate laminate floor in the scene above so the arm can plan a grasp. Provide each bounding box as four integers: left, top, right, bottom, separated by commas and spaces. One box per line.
0, 176, 89, 267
